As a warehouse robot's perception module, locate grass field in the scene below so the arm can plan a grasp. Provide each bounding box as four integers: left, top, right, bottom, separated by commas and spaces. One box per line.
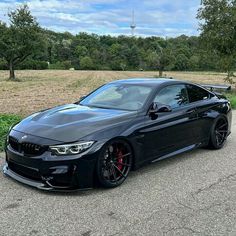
0, 70, 232, 116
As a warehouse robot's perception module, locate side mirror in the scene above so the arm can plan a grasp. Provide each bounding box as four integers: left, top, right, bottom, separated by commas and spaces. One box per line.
149, 103, 172, 116
157, 104, 172, 113
149, 103, 159, 115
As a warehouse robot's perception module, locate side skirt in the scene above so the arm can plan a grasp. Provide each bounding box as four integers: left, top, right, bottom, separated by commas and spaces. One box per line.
151, 143, 201, 164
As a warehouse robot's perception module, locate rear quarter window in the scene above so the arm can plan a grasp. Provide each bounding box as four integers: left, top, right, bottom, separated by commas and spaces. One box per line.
187, 85, 213, 103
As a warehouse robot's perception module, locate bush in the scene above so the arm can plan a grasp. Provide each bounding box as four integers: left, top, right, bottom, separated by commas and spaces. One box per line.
0, 58, 8, 70
18, 60, 48, 70
225, 92, 236, 109
62, 60, 73, 70
49, 62, 64, 69
98, 65, 111, 70
174, 54, 190, 71
49, 61, 72, 70
231, 97, 236, 109
0, 114, 22, 152
79, 56, 95, 70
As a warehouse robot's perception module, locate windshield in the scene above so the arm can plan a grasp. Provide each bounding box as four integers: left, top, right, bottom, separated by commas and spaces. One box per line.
80, 83, 153, 111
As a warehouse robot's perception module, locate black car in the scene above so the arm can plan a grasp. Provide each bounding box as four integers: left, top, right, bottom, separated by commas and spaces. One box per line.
3, 78, 232, 191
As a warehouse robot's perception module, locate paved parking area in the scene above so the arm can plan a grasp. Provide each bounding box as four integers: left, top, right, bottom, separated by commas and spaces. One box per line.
0, 111, 236, 236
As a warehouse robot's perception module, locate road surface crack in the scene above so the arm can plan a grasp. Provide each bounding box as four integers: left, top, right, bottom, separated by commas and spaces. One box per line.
195, 172, 236, 195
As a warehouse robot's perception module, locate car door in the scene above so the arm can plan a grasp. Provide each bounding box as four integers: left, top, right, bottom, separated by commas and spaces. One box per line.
139, 84, 199, 161
186, 84, 217, 143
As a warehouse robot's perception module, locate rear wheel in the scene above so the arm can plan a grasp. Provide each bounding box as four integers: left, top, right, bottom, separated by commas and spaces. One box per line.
208, 116, 229, 149
96, 139, 133, 188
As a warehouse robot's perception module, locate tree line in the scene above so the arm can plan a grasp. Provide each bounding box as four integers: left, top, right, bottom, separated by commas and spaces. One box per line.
0, 3, 235, 82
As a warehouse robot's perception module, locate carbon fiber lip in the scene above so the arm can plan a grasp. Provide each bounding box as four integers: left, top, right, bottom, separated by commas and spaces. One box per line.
3, 163, 92, 192
3, 163, 53, 191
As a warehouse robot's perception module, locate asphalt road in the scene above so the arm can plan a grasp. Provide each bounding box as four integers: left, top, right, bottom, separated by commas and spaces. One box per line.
0, 111, 236, 236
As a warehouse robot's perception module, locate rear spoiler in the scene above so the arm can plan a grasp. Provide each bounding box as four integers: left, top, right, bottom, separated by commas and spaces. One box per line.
201, 84, 231, 92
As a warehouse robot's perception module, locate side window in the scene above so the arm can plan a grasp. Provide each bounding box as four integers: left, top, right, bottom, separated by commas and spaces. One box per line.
187, 85, 212, 103
154, 84, 189, 109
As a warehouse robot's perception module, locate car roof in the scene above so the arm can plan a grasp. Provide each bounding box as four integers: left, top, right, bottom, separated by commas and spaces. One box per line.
109, 78, 183, 87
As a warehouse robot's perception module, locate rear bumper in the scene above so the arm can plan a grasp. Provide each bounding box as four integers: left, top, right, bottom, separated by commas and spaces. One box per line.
3, 148, 99, 191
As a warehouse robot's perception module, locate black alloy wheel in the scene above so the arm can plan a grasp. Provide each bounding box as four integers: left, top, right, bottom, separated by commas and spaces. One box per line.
209, 116, 229, 149
97, 140, 133, 188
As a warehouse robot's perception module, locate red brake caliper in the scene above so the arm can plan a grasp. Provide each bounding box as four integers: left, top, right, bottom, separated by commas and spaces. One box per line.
116, 148, 123, 171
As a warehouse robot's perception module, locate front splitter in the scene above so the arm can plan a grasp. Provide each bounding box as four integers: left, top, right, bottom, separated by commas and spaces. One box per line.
3, 163, 92, 192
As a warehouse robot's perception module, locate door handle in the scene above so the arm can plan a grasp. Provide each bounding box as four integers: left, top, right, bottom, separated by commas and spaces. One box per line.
186, 108, 196, 115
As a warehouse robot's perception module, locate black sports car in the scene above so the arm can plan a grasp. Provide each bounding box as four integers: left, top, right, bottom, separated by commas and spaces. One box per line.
3, 78, 232, 191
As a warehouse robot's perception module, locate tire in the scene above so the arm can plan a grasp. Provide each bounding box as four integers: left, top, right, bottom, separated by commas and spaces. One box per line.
208, 116, 229, 149
96, 139, 133, 188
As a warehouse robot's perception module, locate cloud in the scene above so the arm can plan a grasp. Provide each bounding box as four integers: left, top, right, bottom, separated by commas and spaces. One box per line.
0, 0, 200, 37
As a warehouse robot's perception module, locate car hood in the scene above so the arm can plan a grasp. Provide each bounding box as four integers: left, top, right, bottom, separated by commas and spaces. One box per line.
13, 104, 137, 143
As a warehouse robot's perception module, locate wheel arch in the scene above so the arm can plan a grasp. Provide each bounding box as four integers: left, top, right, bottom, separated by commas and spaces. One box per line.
99, 136, 137, 170
208, 114, 229, 149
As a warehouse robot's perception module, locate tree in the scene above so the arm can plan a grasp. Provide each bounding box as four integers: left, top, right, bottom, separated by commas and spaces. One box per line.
174, 54, 190, 71
75, 46, 88, 58
189, 55, 200, 71
148, 39, 174, 76
0, 5, 223, 74
80, 56, 95, 70
0, 4, 43, 80
198, 0, 236, 84
144, 50, 155, 69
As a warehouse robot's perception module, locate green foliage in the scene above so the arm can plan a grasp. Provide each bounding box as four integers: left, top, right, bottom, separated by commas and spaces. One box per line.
174, 54, 190, 71
0, 114, 21, 152
34, 31, 221, 72
0, 4, 44, 80
80, 56, 95, 70
18, 60, 48, 70
75, 46, 88, 58
230, 97, 236, 109
198, 0, 236, 84
225, 93, 236, 109
49, 62, 65, 70
49, 61, 72, 70
0, 58, 7, 70
189, 56, 200, 71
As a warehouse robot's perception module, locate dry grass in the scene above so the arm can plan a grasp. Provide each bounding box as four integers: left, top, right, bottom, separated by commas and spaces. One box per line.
0, 70, 228, 116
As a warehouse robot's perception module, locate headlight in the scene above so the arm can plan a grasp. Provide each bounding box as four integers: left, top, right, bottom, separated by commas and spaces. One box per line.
6, 134, 9, 144
6, 125, 14, 144
49, 141, 95, 156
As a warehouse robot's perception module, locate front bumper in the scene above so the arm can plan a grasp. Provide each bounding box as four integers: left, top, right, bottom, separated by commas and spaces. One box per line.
3, 163, 55, 191
3, 148, 99, 191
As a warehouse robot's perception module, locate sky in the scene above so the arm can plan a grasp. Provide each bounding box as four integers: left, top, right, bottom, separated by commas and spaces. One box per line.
0, 0, 201, 37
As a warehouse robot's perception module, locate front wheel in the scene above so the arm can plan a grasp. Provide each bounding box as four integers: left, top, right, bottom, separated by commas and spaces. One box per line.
208, 116, 229, 149
96, 139, 133, 188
